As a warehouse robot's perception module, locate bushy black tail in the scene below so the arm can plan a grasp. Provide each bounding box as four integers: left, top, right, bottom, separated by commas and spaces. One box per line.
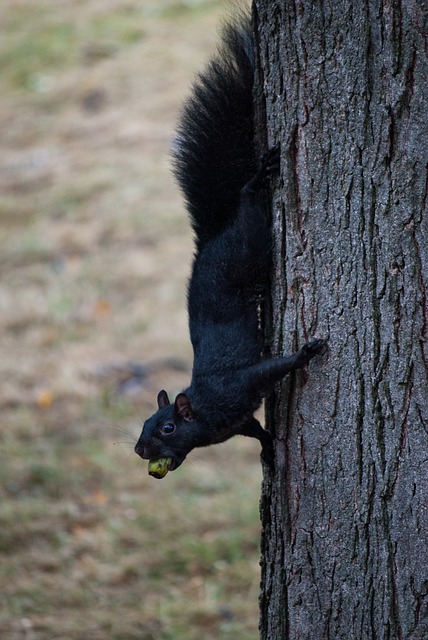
171, 14, 256, 248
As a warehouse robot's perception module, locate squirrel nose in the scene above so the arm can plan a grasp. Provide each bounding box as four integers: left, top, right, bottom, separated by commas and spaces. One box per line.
134, 441, 146, 458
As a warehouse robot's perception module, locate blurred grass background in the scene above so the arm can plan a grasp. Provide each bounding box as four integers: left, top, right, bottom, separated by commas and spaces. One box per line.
0, 1, 262, 639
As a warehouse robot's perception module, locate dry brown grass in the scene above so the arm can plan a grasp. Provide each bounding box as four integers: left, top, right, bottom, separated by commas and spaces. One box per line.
0, 1, 261, 639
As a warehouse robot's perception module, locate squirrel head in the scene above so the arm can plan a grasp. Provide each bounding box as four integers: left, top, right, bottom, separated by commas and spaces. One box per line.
134, 390, 199, 472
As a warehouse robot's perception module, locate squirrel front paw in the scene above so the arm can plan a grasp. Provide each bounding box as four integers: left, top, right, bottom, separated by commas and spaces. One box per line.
261, 433, 274, 468
301, 338, 328, 363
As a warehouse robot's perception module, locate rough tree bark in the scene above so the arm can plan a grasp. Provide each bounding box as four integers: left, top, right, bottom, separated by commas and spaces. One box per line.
254, 1, 428, 639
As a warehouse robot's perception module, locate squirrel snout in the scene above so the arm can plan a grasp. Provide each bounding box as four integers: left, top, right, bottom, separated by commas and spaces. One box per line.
134, 441, 146, 459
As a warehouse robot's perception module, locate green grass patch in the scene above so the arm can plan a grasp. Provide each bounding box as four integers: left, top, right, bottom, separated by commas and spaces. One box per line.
1, 3, 145, 92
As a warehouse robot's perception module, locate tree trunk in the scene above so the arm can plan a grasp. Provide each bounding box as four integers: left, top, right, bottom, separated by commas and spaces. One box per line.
254, 1, 428, 638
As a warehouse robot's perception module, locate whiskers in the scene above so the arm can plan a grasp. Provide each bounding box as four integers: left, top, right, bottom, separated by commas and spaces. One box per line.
112, 424, 140, 454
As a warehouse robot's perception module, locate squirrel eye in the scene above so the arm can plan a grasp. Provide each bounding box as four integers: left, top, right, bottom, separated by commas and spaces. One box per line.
160, 422, 176, 436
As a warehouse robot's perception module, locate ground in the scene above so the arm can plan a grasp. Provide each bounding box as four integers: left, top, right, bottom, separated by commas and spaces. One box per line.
0, 2, 262, 639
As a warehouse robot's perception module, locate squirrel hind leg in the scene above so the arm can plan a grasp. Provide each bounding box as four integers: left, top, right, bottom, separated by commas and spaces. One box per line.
243, 145, 281, 194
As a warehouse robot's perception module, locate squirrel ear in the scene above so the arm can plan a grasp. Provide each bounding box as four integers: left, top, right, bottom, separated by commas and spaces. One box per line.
175, 393, 194, 422
157, 390, 170, 408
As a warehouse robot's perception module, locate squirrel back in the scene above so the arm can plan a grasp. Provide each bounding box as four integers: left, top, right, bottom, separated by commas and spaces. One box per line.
171, 15, 256, 248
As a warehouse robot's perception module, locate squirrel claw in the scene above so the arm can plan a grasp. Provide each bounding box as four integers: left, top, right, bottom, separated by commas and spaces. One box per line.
259, 145, 280, 175
246, 145, 280, 191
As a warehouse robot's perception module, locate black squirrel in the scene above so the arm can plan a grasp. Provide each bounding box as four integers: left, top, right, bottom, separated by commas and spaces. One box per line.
134, 15, 325, 473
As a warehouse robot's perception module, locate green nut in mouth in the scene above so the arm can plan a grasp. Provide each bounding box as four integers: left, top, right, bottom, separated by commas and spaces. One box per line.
148, 457, 173, 479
